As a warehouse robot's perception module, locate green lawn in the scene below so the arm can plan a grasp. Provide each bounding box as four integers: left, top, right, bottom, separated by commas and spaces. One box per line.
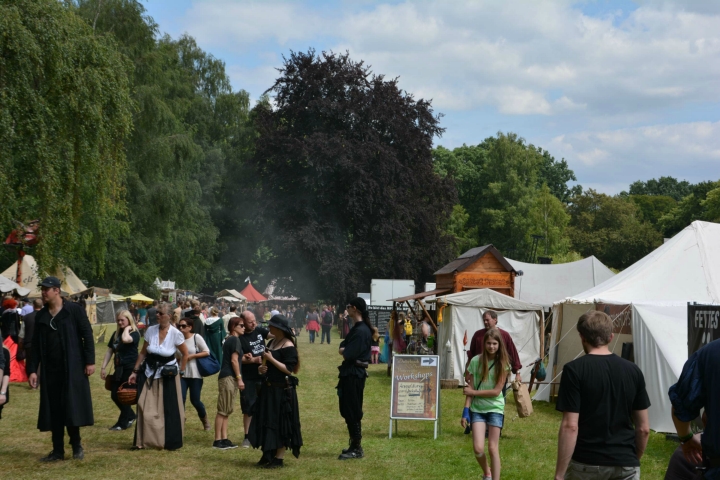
0, 329, 676, 479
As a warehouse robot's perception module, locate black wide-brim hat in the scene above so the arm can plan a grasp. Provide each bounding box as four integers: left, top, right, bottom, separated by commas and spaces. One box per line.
268, 315, 294, 336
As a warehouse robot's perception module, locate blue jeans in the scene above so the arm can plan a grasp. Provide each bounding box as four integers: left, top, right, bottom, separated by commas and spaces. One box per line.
321, 326, 331, 344
470, 411, 504, 428
180, 377, 207, 419
309, 331, 316, 343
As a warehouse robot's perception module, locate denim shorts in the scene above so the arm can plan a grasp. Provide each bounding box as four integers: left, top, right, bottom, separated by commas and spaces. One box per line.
470, 411, 504, 428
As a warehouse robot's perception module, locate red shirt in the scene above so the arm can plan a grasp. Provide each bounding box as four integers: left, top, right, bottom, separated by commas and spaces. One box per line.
467, 327, 522, 374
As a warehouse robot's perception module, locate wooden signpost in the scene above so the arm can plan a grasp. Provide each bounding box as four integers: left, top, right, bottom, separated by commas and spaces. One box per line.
389, 354, 440, 439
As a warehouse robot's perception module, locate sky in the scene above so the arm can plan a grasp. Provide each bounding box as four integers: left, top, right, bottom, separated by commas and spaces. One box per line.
142, 0, 720, 194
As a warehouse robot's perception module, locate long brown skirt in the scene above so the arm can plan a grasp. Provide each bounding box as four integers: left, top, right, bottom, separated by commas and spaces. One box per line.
135, 374, 185, 449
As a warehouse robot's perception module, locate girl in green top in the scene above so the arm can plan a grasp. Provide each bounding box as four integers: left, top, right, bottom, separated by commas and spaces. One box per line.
460, 328, 510, 480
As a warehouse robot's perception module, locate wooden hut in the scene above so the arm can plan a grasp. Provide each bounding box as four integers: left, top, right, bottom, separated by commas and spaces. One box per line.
434, 245, 517, 297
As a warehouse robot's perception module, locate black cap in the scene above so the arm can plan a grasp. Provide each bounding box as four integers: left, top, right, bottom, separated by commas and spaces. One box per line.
268, 315, 294, 337
39, 276, 61, 288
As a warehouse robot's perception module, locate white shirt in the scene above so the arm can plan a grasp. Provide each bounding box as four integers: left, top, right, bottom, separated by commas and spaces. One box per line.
176, 334, 209, 379
144, 325, 185, 379
270, 309, 280, 317
222, 313, 238, 332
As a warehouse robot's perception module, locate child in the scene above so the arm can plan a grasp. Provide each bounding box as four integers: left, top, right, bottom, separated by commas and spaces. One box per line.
370, 327, 380, 364
460, 328, 510, 480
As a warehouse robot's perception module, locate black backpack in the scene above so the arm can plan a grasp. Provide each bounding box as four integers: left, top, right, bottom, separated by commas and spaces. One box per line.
323, 311, 334, 326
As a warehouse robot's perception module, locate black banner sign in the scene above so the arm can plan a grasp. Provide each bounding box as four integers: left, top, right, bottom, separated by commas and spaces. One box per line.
688, 304, 720, 356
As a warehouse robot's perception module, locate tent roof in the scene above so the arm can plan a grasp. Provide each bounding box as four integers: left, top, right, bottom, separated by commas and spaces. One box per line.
240, 283, 267, 302
124, 293, 154, 303
434, 288, 543, 312
434, 245, 516, 276
508, 256, 616, 307
216, 289, 247, 301
154, 278, 176, 290
0, 275, 30, 296
1, 255, 86, 298
564, 221, 720, 305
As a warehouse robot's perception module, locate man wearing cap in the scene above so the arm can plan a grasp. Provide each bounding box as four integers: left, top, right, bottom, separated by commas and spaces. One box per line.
27, 277, 95, 462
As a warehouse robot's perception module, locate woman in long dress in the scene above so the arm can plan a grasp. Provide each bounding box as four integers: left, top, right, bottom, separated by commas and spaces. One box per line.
248, 315, 302, 468
204, 307, 226, 363
128, 303, 188, 450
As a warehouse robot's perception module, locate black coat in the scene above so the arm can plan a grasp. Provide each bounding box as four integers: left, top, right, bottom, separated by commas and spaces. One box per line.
28, 300, 95, 431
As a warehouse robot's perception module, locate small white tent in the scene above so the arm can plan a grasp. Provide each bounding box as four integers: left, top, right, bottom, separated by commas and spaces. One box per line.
434, 289, 543, 384
0, 275, 30, 297
508, 256, 615, 308
538, 221, 720, 432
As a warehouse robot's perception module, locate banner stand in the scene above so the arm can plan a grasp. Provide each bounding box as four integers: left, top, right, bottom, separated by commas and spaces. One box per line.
388, 354, 440, 440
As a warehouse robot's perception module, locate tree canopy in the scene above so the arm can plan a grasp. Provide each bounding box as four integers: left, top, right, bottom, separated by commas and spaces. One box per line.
249, 50, 456, 301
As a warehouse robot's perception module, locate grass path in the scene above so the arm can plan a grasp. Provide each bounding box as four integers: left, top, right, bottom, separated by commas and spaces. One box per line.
0, 328, 676, 479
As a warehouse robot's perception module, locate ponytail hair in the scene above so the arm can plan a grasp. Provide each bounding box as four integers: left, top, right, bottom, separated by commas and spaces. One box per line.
348, 297, 372, 331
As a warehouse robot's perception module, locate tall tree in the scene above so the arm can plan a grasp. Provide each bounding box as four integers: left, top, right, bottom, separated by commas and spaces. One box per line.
0, 0, 133, 273
658, 181, 720, 237
567, 189, 662, 269
528, 184, 570, 257
250, 50, 456, 301
627, 176, 693, 201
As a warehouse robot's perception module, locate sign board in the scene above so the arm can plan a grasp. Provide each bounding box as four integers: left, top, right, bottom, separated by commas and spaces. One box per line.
389, 354, 440, 439
688, 304, 720, 356
370, 279, 415, 306
596, 303, 632, 334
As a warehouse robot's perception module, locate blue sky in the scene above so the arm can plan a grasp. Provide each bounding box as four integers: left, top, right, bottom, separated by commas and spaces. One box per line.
142, 0, 720, 193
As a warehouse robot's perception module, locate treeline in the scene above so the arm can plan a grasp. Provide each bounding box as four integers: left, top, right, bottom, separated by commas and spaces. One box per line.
436, 137, 720, 270
1, 0, 718, 301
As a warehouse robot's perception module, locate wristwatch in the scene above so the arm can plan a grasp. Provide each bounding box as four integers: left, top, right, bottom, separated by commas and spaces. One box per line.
0, 391, 6, 395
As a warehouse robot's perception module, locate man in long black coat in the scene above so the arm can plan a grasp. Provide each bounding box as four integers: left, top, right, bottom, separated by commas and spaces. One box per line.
27, 277, 95, 462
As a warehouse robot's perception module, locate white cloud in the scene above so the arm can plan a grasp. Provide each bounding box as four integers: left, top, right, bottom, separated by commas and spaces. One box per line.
547, 121, 720, 192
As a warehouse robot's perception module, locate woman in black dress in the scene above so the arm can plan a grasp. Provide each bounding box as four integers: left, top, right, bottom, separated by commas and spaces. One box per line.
248, 315, 302, 469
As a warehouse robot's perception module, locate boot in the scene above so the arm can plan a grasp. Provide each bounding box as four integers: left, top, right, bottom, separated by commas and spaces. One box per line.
341, 437, 352, 454
201, 416, 211, 431
338, 438, 363, 460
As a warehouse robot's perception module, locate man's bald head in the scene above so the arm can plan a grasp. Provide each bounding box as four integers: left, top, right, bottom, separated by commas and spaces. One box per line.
241, 310, 257, 332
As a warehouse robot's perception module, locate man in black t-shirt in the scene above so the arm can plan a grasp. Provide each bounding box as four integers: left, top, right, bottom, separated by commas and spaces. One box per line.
555, 311, 650, 480
239, 310, 272, 448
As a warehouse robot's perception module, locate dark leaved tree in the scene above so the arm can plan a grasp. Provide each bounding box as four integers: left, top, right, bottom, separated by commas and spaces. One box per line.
250, 50, 456, 302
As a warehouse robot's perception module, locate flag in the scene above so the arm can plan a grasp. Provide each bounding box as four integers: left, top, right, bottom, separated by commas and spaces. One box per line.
463, 329, 468, 347
244, 276, 250, 283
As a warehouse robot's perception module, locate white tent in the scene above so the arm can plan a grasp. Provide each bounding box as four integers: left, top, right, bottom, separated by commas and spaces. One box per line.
215, 289, 247, 302
0, 274, 30, 297
538, 221, 720, 432
1, 255, 87, 298
434, 289, 543, 384
508, 256, 615, 308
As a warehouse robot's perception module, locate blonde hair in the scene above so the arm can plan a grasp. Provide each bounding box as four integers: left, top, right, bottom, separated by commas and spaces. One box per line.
116, 310, 138, 338
371, 326, 380, 342
479, 328, 510, 384
211, 307, 219, 317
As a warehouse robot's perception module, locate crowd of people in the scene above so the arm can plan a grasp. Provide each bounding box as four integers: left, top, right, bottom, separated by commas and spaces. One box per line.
1, 281, 720, 478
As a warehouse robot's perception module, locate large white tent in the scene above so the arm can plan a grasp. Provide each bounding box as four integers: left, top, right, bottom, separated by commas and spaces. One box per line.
508, 256, 615, 308
434, 288, 543, 384
537, 221, 720, 432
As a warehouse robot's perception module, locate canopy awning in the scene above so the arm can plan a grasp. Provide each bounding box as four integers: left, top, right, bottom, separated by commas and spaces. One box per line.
124, 293, 154, 303
390, 288, 450, 303
240, 283, 268, 302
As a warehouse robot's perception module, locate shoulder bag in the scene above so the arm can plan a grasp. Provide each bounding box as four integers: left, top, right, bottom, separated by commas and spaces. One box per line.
194, 334, 221, 377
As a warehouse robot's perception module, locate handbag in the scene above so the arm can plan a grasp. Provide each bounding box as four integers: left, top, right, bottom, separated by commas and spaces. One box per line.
161, 364, 178, 377
104, 373, 115, 391
512, 379, 533, 418
117, 382, 138, 406
195, 334, 221, 377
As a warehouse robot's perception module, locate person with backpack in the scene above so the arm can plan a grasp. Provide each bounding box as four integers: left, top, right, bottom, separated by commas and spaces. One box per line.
176, 317, 211, 431
461, 328, 511, 480
321, 305, 334, 345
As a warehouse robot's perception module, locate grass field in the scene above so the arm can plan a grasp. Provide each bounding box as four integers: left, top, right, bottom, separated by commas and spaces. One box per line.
0, 328, 676, 479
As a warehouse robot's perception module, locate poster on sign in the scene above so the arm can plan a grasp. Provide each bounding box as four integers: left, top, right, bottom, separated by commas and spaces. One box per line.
389, 355, 440, 439
687, 303, 720, 356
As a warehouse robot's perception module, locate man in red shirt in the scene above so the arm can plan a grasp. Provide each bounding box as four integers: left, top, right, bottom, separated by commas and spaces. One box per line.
464, 310, 522, 383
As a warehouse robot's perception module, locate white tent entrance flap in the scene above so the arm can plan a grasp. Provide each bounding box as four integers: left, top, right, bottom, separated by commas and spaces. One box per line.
434, 289, 543, 385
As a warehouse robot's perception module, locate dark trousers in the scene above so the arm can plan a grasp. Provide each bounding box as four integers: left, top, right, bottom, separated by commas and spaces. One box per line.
180, 377, 207, 419
337, 374, 365, 424
110, 367, 136, 426
321, 326, 332, 344
47, 371, 81, 454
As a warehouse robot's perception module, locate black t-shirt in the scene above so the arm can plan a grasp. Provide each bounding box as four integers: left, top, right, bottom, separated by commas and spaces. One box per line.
219, 335, 243, 379
146, 307, 158, 327
556, 353, 651, 467
240, 327, 270, 380
108, 330, 140, 367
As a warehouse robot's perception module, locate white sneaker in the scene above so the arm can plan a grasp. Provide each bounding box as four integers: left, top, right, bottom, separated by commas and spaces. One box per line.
241, 438, 251, 449
483, 476, 492, 480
